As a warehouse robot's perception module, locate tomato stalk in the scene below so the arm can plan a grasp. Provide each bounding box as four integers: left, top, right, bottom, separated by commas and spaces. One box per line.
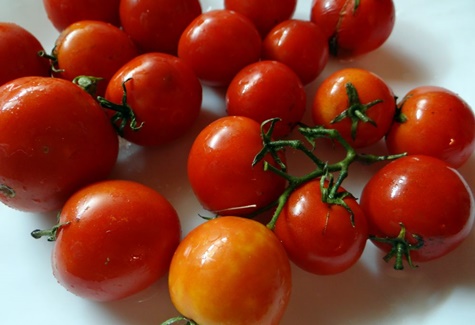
73, 75, 103, 97
161, 316, 198, 325
0, 184, 15, 198
37, 50, 64, 74
31, 219, 70, 242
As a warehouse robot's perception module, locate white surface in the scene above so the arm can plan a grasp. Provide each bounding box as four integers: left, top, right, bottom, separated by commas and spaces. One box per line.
1, 0, 475, 324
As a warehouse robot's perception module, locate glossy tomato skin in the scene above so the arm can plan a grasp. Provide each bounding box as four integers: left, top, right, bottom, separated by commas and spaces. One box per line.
262, 19, 329, 85
312, 68, 396, 148
53, 180, 181, 301
119, 0, 202, 55
0, 23, 51, 86
43, 0, 121, 31
360, 155, 474, 264
226, 60, 306, 138
187, 116, 287, 217
178, 9, 262, 87
224, 0, 297, 38
310, 0, 395, 58
274, 179, 368, 275
169, 216, 291, 325
0, 77, 119, 212
386, 86, 475, 168
104, 52, 202, 146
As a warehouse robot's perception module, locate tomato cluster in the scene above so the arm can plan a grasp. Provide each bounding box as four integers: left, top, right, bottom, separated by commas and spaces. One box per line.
1, 1, 474, 325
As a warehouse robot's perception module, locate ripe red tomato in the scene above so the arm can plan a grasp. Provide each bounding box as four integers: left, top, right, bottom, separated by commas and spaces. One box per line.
224, 0, 297, 38
119, 0, 202, 55
51, 20, 139, 96
102, 52, 202, 146
178, 9, 262, 87
386, 86, 475, 168
226, 60, 306, 138
312, 68, 396, 148
310, 0, 395, 58
262, 19, 329, 85
0, 22, 50, 86
187, 116, 287, 217
44, 180, 181, 301
168, 216, 291, 325
42, 0, 121, 31
0, 77, 119, 212
360, 155, 474, 269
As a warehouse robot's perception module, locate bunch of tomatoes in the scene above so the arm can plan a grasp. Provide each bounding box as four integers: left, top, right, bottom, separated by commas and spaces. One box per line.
1, 0, 474, 324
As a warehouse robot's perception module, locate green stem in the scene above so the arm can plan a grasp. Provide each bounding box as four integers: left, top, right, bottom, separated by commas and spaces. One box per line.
161, 316, 198, 325
31, 221, 70, 242
73, 75, 103, 97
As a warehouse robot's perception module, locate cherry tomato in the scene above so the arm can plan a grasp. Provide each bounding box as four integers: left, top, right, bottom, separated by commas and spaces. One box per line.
310, 0, 395, 58
51, 20, 139, 96
312, 68, 396, 148
262, 19, 329, 85
187, 116, 287, 217
168, 216, 291, 325
226, 60, 306, 138
0, 22, 50, 86
44, 180, 181, 301
178, 9, 262, 87
102, 52, 202, 146
360, 155, 474, 269
386, 86, 475, 168
0, 77, 119, 212
224, 0, 297, 38
42, 0, 121, 31
119, 0, 202, 55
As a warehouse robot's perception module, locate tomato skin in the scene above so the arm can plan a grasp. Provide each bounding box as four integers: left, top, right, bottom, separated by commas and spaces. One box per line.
187, 116, 287, 217
262, 19, 329, 85
386, 86, 475, 168
178, 9, 262, 87
226, 60, 306, 138
104, 52, 202, 146
360, 155, 474, 264
0, 77, 119, 212
52, 180, 181, 301
0, 23, 51, 86
168, 216, 291, 325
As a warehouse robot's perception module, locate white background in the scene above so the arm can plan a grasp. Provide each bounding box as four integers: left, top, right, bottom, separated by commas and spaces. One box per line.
1, 0, 475, 324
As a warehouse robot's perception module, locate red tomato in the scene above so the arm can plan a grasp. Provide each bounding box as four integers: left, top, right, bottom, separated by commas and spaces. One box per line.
386, 86, 475, 168
0, 23, 50, 86
41, 180, 181, 301
119, 0, 202, 55
42, 0, 121, 31
262, 19, 329, 85
102, 52, 202, 146
224, 0, 297, 38
168, 216, 291, 325
226, 60, 306, 138
360, 155, 474, 269
51, 20, 139, 96
178, 9, 262, 87
0, 77, 119, 212
310, 0, 395, 58
312, 68, 396, 148
187, 116, 287, 217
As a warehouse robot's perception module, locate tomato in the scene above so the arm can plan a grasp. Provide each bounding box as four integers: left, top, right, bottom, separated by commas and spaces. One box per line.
35, 179, 181, 301
102, 52, 202, 146
360, 155, 474, 270
311, 68, 396, 148
0, 77, 119, 213
224, 0, 297, 38
226, 60, 306, 138
168, 216, 291, 325
261, 19, 329, 85
42, 0, 121, 31
386, 86, 475, 168
178, 9, 262, 87
51, 20, 139, 96
187, 116, 287, 217
0, 23, 50, 86
119, 0, 202, 55
310, 0, 395, 58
